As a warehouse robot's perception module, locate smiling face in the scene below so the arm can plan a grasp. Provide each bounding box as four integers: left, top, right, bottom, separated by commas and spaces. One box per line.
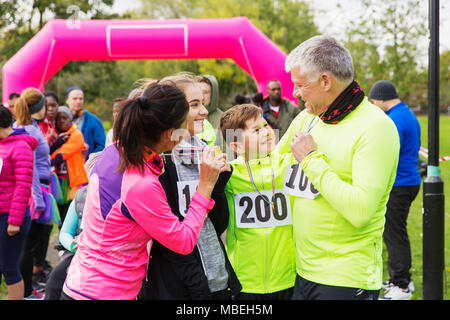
291, 65, 328, 116
55, 112, 72, 133
184, 84, 208, 136
237, 114, 275, 160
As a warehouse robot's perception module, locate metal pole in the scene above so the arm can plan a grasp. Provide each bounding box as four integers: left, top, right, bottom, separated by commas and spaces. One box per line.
423, 0, 445, 300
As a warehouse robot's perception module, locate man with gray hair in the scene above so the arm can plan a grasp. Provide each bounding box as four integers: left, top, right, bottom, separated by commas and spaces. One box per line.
276, 35, 400, 300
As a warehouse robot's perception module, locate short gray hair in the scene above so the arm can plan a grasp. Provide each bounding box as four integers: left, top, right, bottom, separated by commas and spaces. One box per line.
285, 35, 354, 84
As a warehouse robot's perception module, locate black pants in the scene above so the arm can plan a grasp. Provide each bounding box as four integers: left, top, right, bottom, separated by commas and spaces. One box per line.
44, 251, 75, 300
236, 287, 293, 300
293, 274, 379, 300
58, 202, 71, 229
19, 221, 54, 297
383, 185, 420, 289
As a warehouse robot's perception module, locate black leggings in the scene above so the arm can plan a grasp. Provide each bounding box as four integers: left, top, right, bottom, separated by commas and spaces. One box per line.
236, 287, 293, 300
19, 221, 53, 296
44, 251, 74, 300
293, 274, 379, 300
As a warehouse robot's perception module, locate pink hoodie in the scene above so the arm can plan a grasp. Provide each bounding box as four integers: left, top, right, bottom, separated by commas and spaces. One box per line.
0, 128, 38, 226
63, 145, 214, 300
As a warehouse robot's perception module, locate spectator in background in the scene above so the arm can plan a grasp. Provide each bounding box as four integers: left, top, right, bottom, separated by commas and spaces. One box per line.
65, 86, 105, 160
39, 92, 59, 146
261, 80, 300, 139
50, 106, 89, 225
105, 97, 126, 146
0, 105, 36, 300
234, 92, 264, 108
197, 75, 223, 129
196, 75, 223, 147
369, 80, 421, 300
8, 92, 20, 109
12, 88, 54, 299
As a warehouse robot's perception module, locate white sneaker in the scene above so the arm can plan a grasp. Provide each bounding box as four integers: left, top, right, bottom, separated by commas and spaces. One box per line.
379, 285, 412, 300
382, 280, 414, 292
408, 280, 415, 293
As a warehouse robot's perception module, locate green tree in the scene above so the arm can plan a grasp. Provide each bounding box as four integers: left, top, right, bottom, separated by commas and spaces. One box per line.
130, 0, 319, 108
341, 0, 428, 109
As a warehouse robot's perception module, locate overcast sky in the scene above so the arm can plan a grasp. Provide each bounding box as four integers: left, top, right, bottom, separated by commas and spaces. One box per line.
111, 0, 450, 54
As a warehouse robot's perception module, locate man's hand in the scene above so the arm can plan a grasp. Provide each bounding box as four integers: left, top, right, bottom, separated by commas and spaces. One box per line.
290, 131, 317, 163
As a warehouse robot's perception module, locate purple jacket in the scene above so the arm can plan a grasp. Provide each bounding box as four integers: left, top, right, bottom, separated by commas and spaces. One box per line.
0, 128, 38, 225
13, 119, 50, 212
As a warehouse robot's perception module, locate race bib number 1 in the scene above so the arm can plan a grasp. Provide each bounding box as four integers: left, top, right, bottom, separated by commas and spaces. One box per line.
177, 180, 199, 217
234, 190, 292, 229
283, 163, 320, 199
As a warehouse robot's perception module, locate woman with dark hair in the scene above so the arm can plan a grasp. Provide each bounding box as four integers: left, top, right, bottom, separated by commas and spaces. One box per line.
62, 83, 227, 300
0, 105, 37, 299
138, 73, 241, 300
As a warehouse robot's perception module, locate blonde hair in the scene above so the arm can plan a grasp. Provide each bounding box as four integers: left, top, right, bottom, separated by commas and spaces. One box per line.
14, 87, 43, 125
136, 72, 198, 94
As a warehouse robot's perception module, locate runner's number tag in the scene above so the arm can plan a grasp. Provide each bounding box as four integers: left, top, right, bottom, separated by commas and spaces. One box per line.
0, 158, 2, 175
234, 190, 292, 229
177, 180, 199, 217
283, 163, 320, 199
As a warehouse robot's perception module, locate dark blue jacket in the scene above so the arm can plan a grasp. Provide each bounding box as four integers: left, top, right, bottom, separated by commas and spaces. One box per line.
80, 110, 105, 160
386, 102, 421, 186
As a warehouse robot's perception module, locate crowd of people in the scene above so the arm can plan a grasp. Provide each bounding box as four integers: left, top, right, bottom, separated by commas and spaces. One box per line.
0, 35, 422, 301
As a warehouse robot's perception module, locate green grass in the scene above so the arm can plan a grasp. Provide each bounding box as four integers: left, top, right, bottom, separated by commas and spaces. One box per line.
1, 116, 448, 300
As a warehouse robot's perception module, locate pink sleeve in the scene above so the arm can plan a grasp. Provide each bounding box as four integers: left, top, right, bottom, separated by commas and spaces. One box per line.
9, 142, 34, 226
123, 179, 215, 255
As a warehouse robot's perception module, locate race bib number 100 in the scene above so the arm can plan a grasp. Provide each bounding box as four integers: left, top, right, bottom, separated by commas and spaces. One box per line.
283, 163, 320, 199
234, 190, 292, 229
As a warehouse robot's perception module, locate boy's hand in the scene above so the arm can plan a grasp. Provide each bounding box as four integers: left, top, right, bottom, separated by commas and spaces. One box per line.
290, 132, 317, 163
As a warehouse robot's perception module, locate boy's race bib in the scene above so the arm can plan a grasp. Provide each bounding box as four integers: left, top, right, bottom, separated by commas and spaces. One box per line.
0, 158, 2, 175
234, 190, 292, 229
177, 180, 199, 217
283, 163, 320, 199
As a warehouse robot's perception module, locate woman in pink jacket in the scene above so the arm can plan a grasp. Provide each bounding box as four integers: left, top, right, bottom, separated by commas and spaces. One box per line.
62, 84, 227, 300
0, 105, 37, 300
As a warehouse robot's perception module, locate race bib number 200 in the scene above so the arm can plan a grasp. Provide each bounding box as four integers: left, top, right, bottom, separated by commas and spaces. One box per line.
234, 190, 292, 229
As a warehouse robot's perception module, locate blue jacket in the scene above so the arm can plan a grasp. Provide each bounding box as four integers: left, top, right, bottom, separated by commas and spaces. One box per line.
79, 110, 105, 160
386, 102, 421, 186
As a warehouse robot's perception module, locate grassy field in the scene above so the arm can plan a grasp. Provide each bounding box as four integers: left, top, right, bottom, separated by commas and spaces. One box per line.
1, 115, 448, 300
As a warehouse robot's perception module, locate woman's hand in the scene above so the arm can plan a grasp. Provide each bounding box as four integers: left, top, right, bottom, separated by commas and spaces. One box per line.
215, 152, 231, 173
7, 224, 20, 236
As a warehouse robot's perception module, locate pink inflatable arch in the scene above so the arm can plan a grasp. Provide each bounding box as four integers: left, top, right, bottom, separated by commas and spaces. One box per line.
2, 17, 295, 105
